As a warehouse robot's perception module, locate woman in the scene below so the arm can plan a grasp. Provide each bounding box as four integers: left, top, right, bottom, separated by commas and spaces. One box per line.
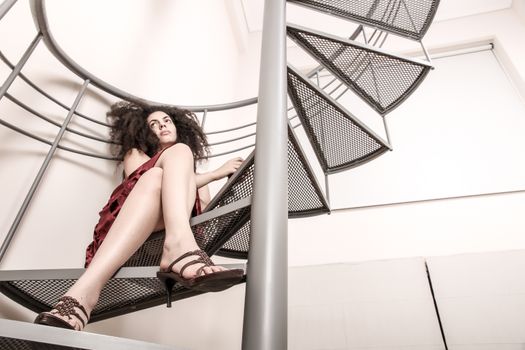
34, 101, 244, 331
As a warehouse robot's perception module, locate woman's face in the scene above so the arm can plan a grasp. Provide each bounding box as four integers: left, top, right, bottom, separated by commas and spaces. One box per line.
147, 111, 177, 147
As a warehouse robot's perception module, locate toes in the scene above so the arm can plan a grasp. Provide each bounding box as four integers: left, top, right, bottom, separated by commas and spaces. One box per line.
203, 266, 227, 274
211, 266, 222, 273
202, 266, 214, 275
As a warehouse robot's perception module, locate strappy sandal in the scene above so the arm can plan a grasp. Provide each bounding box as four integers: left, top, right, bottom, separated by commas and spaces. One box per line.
34, 296, 89, 331
157, 249, 244, 307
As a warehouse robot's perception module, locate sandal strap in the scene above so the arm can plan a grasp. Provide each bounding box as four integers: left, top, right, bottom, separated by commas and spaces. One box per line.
53, 296, 89, 328
166, 249, 214, 271
190, 249, 214, 267
166, 250, 201, 272
166, 249, 215, 277
180, 258, 207, 277
196, 250, 214, 267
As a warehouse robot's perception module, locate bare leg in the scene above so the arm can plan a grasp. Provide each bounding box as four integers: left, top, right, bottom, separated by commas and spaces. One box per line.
156, 144, 224, 275
41, 144, 225, 330
46, 167, 164, 329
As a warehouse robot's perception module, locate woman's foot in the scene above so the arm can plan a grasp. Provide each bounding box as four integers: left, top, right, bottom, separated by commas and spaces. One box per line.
34, 296, 91, 331
158, 241, 244, 293
159, 241, 227, 279
160, 237, 232, 279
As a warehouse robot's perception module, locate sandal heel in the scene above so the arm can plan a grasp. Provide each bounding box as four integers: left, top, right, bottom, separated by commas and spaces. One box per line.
158, 274, 176, 308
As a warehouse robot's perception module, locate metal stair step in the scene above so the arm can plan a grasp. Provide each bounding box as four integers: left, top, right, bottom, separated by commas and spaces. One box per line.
287, 23, 433, 115
288, 0, 440, 41
208, 124, 329, 219
0, 265, 245, 323
120, 197, 251, 268
288, 64, 391, 174
216, 124, 330, 259
0, 318, 177, 350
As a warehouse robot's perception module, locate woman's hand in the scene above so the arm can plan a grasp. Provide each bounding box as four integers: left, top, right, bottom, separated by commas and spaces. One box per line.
195, 157, 244, 188
213, 157, 243, 180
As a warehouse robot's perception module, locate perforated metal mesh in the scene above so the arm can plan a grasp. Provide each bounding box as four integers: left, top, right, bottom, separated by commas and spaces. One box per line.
0, 338, 32, 350
122, 204, 251, 266
209, 160, 255, 209
287, 25, 431, 115
209, 130, 328, 218
288, 0, 440, 40
216, 128, 329, 258
95, 277, 165, 314
287, 127, 328, 215
193, 206, 251, 254
122, 232, 164, 267
288, 66, 389, 173
217, 220, 251, 259
0, 337, 83, 350
1, 276, 194, 322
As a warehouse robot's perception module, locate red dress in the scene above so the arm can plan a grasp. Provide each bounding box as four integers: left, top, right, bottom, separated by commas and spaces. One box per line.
84, 146, 201, 267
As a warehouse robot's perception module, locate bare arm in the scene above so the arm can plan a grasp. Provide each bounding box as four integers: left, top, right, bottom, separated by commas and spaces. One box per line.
123, 148, 150, 177
198, 185, 212, 210
195, 157, 243, 188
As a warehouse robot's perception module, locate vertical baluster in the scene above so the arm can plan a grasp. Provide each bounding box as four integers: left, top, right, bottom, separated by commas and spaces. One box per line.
382, 115, 392, 146
0, 0, 17, 21
201, 108, 208, 129
420, 41, 432, 63
325, 173, 331, 209
0, 33, 42, 101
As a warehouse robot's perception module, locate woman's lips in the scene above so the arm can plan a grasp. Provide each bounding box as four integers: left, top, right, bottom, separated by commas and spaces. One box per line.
160, 131, 170, 136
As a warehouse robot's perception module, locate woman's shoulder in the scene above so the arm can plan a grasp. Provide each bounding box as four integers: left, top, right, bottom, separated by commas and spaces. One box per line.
124, 148, 148, 158
123, 148, 151, 177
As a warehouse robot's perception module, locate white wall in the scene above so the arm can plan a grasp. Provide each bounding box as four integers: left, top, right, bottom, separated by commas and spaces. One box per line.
1, 1, 525, 350
515, 0, 525, 23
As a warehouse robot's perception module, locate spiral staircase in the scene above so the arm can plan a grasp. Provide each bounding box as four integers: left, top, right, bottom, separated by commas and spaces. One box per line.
0, 0, 440, 349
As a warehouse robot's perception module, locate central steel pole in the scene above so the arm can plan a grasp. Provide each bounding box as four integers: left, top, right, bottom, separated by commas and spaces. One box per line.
241, 0, 288, 349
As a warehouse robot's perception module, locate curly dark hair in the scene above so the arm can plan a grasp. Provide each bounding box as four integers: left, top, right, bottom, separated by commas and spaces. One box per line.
107, 101, 209, 161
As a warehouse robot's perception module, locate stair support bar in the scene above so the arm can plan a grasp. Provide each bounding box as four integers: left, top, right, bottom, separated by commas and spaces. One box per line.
0, 0, 17, 21
242, 0, 287, 349
0, 79, 89, 264
0, 32, 41, 101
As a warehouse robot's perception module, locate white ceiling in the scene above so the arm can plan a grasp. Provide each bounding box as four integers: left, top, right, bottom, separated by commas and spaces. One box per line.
241, 0, 513, 32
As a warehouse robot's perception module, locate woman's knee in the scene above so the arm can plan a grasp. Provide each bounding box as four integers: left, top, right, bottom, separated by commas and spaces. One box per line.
160, 143, 194, 164
137, 167, 163, 194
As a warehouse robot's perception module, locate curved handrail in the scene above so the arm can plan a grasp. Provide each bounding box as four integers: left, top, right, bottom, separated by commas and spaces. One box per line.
0, 50, 112, 127
0, 49, 260, 147
5, 93, 116, 144
0, 116, 119, 160
29, 0, 258, 113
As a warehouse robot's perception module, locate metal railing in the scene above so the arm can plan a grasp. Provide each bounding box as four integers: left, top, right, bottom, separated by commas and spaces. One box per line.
0, 0, 431, 169
0, 0, 429, 270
